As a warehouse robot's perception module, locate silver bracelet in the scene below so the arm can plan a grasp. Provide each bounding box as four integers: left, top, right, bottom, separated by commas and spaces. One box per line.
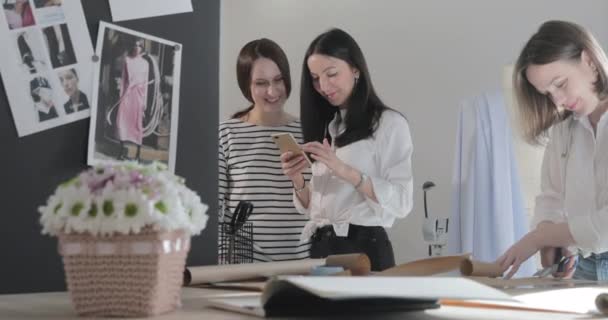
293, 180, 306, 192
354, 172, 368, 189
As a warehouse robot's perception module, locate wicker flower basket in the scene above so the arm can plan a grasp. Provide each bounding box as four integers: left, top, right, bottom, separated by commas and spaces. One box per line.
39, 162, 208, 317
58, 227, 190, 317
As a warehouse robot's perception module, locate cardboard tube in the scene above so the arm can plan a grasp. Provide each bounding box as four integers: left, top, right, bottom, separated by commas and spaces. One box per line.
325, 253, 370, 276
378, 254, 471, 276
595, 293, 608, 315
184, 253, 369, 285
184, 259, 326, 285
378, 254, 503, 277
460, 259, 503, 277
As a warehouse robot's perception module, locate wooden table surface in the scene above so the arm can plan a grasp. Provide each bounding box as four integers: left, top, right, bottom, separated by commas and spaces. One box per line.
0, 286, 605, 320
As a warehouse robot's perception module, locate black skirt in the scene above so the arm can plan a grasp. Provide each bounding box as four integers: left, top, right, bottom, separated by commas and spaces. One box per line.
309, 224, 395, 271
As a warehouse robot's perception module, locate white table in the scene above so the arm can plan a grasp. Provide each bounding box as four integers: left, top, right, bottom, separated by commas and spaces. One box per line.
0, 287, 602, 319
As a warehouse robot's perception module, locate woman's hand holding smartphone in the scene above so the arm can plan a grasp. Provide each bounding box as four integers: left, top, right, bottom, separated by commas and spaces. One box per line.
273, 133, 310, 186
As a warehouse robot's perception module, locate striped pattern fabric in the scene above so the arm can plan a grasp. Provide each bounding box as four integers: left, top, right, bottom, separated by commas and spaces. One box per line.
218, 118, 310, 262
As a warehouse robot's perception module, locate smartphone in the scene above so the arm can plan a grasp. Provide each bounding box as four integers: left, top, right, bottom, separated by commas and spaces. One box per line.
271, 133, 312, 166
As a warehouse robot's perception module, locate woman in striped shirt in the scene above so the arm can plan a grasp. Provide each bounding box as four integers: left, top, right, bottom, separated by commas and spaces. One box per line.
218, 38, 310, 263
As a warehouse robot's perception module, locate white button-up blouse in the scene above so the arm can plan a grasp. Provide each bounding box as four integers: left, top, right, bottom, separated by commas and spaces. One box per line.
294, 109, 414, 242
532, 112, 608, 256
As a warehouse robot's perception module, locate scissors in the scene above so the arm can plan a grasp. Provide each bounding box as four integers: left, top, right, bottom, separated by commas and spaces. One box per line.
227, 201, 254, 263
533, 248, 579, 278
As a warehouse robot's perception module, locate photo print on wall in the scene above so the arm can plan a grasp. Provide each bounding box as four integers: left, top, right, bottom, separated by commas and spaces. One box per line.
0, 0, 93, 137
87, 22, 182, 172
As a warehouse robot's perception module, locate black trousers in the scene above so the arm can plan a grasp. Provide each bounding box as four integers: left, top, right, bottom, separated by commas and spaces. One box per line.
309, 224, 395, 271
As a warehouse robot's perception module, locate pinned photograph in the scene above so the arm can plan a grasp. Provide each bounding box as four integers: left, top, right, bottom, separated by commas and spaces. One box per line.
32, 0, 63, 25
57, 67, 90, 115
42, 23, 76, 68
88, 22, 182, 172
13, 28, 48, 75
3, 0, 35, 30
32, 0, 61, 8
0, 0, 93, 136
29, 74, 59, 122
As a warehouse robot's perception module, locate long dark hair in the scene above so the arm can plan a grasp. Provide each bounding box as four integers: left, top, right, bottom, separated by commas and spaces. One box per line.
514, 20, 608, 145
232, 38, 291, 119
300, 28, 388, 147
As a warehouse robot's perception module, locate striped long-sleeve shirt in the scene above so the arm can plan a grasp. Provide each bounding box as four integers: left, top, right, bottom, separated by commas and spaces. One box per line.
218, 118, 310, 262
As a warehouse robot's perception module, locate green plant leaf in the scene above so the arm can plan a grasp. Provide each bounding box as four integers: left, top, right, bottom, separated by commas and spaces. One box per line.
155, 201, 167, 214
59, 177, 78, 188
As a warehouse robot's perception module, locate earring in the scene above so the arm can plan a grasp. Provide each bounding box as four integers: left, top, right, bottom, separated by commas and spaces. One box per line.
354, 76, 359, 85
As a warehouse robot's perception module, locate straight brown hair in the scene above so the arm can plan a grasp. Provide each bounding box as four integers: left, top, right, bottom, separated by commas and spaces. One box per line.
513, 20, 608, 145
232, 38, 291, 119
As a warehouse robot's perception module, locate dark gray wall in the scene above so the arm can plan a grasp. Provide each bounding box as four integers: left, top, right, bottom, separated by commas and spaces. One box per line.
0, 0, 219, 294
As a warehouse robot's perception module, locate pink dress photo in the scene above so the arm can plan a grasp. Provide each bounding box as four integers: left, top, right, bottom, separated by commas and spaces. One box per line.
116, 54, 149, 145
21, 3, 34, 27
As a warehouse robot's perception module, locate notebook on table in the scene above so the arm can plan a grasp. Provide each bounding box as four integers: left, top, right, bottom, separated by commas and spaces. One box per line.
204, 276, 514, 317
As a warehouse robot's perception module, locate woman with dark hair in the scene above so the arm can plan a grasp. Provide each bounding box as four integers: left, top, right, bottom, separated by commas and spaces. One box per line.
497, 21, 608, 280
59, 68, 89, 114
280, 28, 413, 271
218, 38, 310, 263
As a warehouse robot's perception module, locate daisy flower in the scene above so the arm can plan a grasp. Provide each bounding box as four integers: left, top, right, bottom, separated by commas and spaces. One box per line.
39, 162, 208, 237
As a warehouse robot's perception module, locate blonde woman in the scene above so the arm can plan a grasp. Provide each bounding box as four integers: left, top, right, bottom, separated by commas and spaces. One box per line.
498, 20, 608, 280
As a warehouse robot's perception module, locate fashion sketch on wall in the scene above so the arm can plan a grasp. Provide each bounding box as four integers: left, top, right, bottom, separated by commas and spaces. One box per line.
0, 0, 93, 136
88, 22, 182, 172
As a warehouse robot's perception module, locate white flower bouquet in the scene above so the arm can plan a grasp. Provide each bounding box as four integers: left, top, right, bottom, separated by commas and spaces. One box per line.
40, 161, 208, 236
39, 161, 208, 317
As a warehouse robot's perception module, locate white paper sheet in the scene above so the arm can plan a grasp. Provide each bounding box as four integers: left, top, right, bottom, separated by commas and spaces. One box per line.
206, 293, 265, 317
0, 0, 94, 137
87, 22, 182, 172
461, 287, 608, 315
284, 276, 514, 301
514, 287, 602, 314
109, 0, 192, 22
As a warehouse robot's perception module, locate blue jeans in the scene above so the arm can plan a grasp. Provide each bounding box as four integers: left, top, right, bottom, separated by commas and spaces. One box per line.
572, 252, 608, 281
